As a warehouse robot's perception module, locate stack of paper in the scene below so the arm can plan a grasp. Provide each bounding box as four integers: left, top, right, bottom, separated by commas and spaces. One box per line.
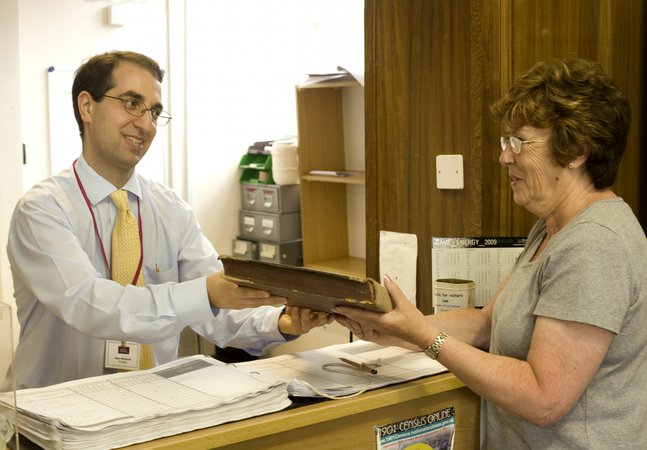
0, 355, 291, 449
298, 68, 357, 88
237, 340, 448, 398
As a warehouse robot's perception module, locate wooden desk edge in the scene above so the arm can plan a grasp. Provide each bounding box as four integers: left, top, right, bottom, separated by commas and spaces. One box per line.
122, 372, 469, 449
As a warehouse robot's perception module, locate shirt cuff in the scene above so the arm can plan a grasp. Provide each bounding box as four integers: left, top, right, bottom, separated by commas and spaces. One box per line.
169, 276, 214, 325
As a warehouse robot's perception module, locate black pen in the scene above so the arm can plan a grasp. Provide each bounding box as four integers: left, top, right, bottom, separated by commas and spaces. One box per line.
339, 357, 378, 374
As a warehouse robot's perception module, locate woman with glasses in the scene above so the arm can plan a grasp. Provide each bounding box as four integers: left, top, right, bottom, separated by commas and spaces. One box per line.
4, 51, 330, 390
334, 58, 647, 448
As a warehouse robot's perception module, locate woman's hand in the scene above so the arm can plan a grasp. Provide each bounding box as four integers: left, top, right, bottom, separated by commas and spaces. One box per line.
333, 275, 432, 350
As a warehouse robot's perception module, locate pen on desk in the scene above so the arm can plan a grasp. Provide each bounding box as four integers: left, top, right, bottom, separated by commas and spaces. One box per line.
339, 357, 378, 374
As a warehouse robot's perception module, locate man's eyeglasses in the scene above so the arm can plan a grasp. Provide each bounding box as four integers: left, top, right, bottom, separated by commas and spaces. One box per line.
102, 95, 172, 126
500, 136, 543, 154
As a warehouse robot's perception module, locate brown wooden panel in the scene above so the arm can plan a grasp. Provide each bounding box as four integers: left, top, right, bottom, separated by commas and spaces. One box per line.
296, 85, 351, 267
300, 180, 349, 264
507, 0, 644, 234
296, 87, 346, 173
366, 0, 644, 313
366, 0, 500, 313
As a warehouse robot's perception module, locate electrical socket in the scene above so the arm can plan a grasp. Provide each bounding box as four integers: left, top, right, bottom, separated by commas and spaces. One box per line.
436, 154, 464, 189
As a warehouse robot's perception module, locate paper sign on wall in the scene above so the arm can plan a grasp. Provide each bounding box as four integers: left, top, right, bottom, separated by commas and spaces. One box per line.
431, 237, 526, 307
379, 231, 418, 305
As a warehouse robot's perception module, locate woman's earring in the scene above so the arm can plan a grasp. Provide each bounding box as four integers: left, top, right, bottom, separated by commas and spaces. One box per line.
568, 162, 575, 169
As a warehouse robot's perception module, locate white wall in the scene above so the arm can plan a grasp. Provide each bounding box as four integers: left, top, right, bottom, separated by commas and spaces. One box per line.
184, 0, 364, 255
17, 0, 363, 259
4, 0, 363, 359
19, 0, 170, 191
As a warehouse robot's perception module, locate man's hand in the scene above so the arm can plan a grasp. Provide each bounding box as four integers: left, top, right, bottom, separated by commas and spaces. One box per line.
278, 306, 333, 336
206, 271, 287, 309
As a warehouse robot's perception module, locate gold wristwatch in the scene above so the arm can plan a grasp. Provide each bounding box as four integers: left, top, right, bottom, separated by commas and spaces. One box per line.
424, 331, 448, 360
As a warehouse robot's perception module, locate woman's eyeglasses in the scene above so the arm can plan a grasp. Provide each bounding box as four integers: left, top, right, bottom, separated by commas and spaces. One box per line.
500, 136, 543, 154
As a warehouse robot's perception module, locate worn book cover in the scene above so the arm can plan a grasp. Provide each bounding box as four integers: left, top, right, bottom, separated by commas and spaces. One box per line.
219, 256, 393, 313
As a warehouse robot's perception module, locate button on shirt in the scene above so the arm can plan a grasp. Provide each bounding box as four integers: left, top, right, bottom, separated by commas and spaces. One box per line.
5, 156, 285, 389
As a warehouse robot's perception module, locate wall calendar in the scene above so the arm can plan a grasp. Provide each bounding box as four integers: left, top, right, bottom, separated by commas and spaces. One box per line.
431, 237, 526, 307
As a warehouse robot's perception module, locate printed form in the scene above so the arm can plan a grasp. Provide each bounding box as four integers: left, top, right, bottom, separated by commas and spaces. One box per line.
0, 355, 290, 449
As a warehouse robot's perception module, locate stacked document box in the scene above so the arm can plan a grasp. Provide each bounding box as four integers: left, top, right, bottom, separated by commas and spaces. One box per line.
234, 182, 303, 266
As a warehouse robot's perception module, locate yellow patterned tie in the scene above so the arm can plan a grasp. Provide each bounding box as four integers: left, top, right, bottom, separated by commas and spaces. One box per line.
110, 189, 154, 370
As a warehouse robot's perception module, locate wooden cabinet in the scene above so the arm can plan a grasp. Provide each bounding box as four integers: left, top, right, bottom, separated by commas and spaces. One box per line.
295, 79, 366, 277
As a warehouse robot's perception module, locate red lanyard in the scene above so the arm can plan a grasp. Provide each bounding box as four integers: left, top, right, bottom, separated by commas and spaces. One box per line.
73, 159, 144, 285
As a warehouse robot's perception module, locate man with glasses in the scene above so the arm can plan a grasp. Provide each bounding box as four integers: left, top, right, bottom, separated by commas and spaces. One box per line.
4, 51, 330, 389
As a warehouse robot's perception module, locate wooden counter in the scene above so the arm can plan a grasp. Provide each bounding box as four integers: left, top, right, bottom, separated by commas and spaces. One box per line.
122, 372, 480, 450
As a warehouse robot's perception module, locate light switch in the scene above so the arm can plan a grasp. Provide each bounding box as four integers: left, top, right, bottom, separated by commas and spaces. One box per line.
436, 155, 464, 189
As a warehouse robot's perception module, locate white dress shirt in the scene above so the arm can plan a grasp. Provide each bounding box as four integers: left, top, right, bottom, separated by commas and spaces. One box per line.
5, 156, 286, 389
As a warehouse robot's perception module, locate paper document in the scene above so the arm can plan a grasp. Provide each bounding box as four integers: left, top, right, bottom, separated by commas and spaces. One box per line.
299, 68, 358, 87
237, 340, 447, 398
380, 230, 418, 305
0, 355, 290, 450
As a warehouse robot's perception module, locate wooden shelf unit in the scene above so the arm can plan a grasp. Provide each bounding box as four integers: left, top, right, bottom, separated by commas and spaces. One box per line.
295, 80, 365, 277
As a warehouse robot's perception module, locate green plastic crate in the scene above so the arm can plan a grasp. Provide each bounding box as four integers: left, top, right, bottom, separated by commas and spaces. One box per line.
239, 153, 272, 170
239, 153, 274, 184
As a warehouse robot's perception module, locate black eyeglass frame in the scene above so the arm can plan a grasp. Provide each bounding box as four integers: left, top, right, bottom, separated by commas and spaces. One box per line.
102, 94, 172, 126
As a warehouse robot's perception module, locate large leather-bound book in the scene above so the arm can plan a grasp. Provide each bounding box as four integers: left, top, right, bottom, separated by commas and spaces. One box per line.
219, 256, 393, 313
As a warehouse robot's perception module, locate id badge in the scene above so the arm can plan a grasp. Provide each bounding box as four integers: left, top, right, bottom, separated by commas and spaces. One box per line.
105, 340, 141, 370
